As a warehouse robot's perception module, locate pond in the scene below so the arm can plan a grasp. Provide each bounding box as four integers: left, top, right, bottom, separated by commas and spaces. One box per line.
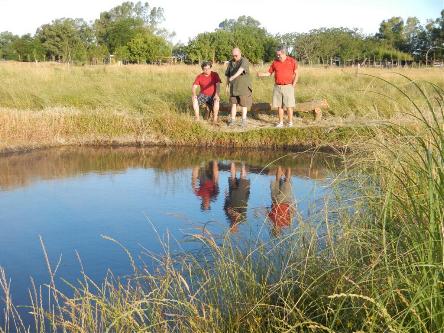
0, 147, 342, 309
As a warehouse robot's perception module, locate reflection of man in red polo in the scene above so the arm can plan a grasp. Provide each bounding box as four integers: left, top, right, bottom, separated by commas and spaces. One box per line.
268, 166, 295, 236
257, 46, 299, 128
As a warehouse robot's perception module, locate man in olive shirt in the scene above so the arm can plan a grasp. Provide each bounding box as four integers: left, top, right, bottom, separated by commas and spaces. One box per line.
225, 48, 252, 127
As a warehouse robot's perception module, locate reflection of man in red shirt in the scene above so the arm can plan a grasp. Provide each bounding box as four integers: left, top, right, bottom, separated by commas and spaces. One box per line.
192, 161, 219, 211
268, 166, 295, 236
192, 61, 222, 123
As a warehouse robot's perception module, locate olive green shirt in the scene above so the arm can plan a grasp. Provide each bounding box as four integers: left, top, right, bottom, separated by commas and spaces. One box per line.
225, 57, 252, 97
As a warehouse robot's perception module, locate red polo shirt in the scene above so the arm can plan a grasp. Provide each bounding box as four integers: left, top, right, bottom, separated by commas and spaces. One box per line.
193, 71, 221, 96
268, 56, 298, 85
268, 203, 292, 227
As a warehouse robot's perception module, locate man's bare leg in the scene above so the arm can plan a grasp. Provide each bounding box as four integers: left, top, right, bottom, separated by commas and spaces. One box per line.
287, 107, 294, 124
231, 104, 237, 122
278, 107, 284, 124
240, 162, 247, 179
213, 100, 220, 122
241, 107, 247, 121
230, 162, 236, 178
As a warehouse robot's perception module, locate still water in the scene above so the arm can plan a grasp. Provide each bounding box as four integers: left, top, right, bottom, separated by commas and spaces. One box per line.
0, 147, 341, 307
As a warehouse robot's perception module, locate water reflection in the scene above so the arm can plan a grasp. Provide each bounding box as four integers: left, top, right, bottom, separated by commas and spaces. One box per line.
224, 162, 251, 233
0, 147, 339, 191
0, 146, 342, 309
192, 161, 220, 211
268, 166, 296, 237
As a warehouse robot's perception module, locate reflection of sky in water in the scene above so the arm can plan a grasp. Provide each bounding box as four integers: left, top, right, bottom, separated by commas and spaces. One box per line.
0, 149, 336, 308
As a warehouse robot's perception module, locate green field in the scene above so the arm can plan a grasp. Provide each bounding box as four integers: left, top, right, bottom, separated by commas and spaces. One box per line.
0, 62, 443, 153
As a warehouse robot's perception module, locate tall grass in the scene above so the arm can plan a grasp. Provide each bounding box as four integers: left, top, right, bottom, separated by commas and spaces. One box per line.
0, 72, 443, 332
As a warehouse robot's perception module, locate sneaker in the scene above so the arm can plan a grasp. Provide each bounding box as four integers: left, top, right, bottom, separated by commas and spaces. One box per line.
275, 122, 284, 128
287, 122, 293, 127
241, 118, 247, 128
228, 118, 236, 127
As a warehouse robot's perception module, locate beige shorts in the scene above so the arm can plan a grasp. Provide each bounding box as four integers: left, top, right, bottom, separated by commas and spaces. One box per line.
272, 84, 296, 108
271, 180, 294, 204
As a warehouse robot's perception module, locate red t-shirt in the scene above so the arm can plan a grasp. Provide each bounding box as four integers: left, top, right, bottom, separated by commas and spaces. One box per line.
193, 71, 221, 96
268, 203, 292, 227
268, 56, 298, 85
195, 179, 217, 200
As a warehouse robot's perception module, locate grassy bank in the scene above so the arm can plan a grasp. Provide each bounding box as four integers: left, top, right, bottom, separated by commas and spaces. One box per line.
0, 62, 443, 152
0, 71, 443, 332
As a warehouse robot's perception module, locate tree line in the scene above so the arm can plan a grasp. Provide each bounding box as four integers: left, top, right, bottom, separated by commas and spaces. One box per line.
0, 1, 443, 65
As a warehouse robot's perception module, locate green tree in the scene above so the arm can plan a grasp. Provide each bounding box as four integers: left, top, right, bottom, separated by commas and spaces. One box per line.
218, 16, 273, 63
212, 30, 234, 62
12, 34, 45, 62
115, 45, 130, 63
94, 1, 166, 54
88, 44, 109, 64
172, 43, 187, 62
402, 17, 422, 53
0, 31, 19, 60
186, 33, 214, 63
377, 17, 406, 49
36, 18, 90, 63
186, 16, 278, 64
127, 31, 171, 63
281, 32, 319, 64
426, 10, 444, 60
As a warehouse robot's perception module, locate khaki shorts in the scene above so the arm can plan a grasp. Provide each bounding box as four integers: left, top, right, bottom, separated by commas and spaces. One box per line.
230, 94, 252, 108
271, 180, 294, 204
272, 84, 296, 108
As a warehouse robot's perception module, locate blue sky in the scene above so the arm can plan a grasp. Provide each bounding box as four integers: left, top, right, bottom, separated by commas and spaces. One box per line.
0, 0, 442, 43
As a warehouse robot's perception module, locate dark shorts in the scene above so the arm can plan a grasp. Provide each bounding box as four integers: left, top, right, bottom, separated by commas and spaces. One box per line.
229, 94, 252, 108
197, 94, 214, 107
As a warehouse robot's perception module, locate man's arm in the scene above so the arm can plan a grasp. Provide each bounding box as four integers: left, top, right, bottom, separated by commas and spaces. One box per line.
192, 84, 199, 99
292, 61, 299, 86
257, 72, 272, 77
257, 63, 273, 78
214, 83, 220, 100
292, 69, 299, 86
228, 67, 245, 82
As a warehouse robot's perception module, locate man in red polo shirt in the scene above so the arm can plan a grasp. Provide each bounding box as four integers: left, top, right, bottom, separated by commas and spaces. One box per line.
257, 46, 299, 128
192, 61, 221, 122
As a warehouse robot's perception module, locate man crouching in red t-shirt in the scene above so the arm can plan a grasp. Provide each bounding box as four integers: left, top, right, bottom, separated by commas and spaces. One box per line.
192, 61, 222, 122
